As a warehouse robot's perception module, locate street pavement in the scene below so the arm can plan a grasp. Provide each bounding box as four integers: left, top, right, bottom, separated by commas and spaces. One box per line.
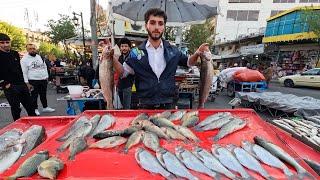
0, 82, 319, 129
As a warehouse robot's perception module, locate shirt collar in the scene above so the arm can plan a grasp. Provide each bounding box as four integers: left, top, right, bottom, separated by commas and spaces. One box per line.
146, 39, 163, 49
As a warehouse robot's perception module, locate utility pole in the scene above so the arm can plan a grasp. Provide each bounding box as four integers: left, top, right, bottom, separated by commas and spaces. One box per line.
90, 0, 99, 70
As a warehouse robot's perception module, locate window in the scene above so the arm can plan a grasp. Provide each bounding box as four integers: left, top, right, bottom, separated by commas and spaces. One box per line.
229, 0, 261, 2
303, 69, 320, 75
270, 10, 284, 17
227, 10, 260, 21
273, 0, 295, 3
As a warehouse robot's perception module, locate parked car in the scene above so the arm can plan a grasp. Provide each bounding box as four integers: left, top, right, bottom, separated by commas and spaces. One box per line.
279, 68, 320, 88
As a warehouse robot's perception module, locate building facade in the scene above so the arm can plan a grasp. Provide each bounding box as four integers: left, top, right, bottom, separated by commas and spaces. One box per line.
215, 0, 320, 43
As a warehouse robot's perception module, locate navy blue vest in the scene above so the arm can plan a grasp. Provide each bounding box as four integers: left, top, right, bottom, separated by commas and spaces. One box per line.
126, 40, 188, 105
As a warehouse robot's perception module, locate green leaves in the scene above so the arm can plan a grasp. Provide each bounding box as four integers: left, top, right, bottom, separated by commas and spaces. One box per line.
302, 8, 320, 39
38, 42, 65, 58
0, 21, 26, 51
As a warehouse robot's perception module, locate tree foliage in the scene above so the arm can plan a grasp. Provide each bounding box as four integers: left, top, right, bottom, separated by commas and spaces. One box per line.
0, 21, 26, 51
38, 42, 65, 58
183, 19, 214, 53
302, 8, 320, 38
45, 14, 77, 44
165, 27, 177, 42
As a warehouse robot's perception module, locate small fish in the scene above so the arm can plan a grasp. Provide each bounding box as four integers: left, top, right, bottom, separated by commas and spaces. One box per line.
161, 127, 187, 141
91, 114, 115, 136
181, 111, 198, 123
182, 116, 199, 128
150, 117, 176, 129
89, 136, 127, 149
144, 125, 170, 140
195, 112, 231, 129
130, 113, 149, 126
56, 116, 89, 141
196, 116, 232, 131
37, 157, 64, 180
135, 148, 174, 179
192, 146, 236, 179
212, 145, 251, 179
68, 137, 87, 160
241, 140, 294, 179
213, 118, 247, 142
93, 130, 125, 139
175, 146, 218, 179
227, 144, 273, 179
142, 131, 160, 152
156, 148, 198, 180
8, 150, 49, 180
152, 111, 172, 119
174, 126, 200, 142
254, 136, 315, 179
88, 115, 101, 136
124, 130, 144, 154
168, 110, 186, 121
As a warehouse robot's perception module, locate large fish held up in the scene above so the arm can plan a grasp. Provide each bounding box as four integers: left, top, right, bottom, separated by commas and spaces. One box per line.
99, 39, 121, 109
198, 45, 214, 109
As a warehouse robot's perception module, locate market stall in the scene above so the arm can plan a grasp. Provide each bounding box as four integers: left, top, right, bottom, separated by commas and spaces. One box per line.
0, 109, 318, 179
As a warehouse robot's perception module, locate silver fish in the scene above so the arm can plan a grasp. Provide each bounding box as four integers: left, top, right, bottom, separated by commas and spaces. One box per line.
153, 110, 172, 119
174, 126, 200, 142
91, 114, 115, 136
254, 136, 315, 179
195, 112, 231, 129
150, 117, 176, 129
0, 143, 23, 173
175, 146, 218, 178
20, 125, 45, 156
68, 137, 87, 160
182, 116, 199, 128
156, 148, 198, 180
192, 146, 236, 179
130, 113, 149, 126
9, 150, 49, 180
181, 111, 198, 123
143, 125, 170, 140
89, 136, 127, 149
241, 140, 294, 179
227, 144, 273, 179
0, 128, 23, 150
142, 131, 160, 152
168, 110, 186, 121
198, 50, 214, 108
197, 116, 232, 132
212, 144, 251, 179
135, 148, 174, 179
124, 130, 144, 154
38, 157, 64, 180
56, 116, 89, 141
161, 127, 187, 141
88, 114, 101, 136
213, 118, 247, 142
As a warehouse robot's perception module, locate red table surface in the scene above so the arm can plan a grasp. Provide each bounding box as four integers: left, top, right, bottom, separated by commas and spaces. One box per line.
1, 109, 318, 179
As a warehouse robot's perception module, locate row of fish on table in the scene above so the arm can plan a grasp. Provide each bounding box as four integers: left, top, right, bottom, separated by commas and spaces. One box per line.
0, 125, 45, 173
272, 118, 320, 147
135, 136, 315, 180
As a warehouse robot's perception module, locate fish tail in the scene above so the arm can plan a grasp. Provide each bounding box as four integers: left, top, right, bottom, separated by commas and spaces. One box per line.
68, 153, 75, 161
298, 171, 315, 180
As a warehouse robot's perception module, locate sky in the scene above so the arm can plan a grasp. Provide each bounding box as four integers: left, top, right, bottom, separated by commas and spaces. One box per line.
0, 0, 109, 31
0, 0, 218, 32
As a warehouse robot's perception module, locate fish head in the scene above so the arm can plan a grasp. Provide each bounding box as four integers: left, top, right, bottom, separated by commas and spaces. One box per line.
253, 136, 265, 144
211, 144, 222, 155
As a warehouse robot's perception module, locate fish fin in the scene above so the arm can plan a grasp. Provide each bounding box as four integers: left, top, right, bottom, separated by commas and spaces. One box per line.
298, 172, 315, 180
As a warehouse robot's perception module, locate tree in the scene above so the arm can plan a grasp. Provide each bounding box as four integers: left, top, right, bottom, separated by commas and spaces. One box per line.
183, 19, 214, 53
0, 21, 26, 51
38, 42, 65, 58
165, 27, 177, 42
45, 14, 77, 59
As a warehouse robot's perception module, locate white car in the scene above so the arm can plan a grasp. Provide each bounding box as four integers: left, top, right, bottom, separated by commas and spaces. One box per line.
279, 68, 320, 88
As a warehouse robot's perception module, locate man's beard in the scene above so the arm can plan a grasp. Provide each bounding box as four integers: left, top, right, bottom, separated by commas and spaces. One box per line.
29, 52, 37, 57
147, 29, 163, 41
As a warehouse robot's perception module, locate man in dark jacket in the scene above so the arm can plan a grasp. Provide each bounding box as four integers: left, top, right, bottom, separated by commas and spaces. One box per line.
117, 38, 134, 109
0, 33, 36, 120
109, 8, 209, 109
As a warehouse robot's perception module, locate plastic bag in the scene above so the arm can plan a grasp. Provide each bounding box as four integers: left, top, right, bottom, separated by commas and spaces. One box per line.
233, 69, 265, 82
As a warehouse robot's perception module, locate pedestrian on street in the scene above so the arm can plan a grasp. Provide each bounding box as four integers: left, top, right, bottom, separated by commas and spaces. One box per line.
0, 33, 37, 120
264, 64, 274, 87
117, 38, 134, 109
21, 43, 55, 115
109, 8, 209, 109
84, 60, 95, 89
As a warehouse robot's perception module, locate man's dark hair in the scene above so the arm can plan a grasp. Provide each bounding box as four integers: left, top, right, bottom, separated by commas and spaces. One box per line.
119, 38, 131, 47
144, 8, 167, 24
0, 33, 11, 41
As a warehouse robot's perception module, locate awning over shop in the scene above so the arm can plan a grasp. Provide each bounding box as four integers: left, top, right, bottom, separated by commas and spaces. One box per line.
213, 53, 240, 60
263, 32, 318, 43
239, 44, 264, 56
